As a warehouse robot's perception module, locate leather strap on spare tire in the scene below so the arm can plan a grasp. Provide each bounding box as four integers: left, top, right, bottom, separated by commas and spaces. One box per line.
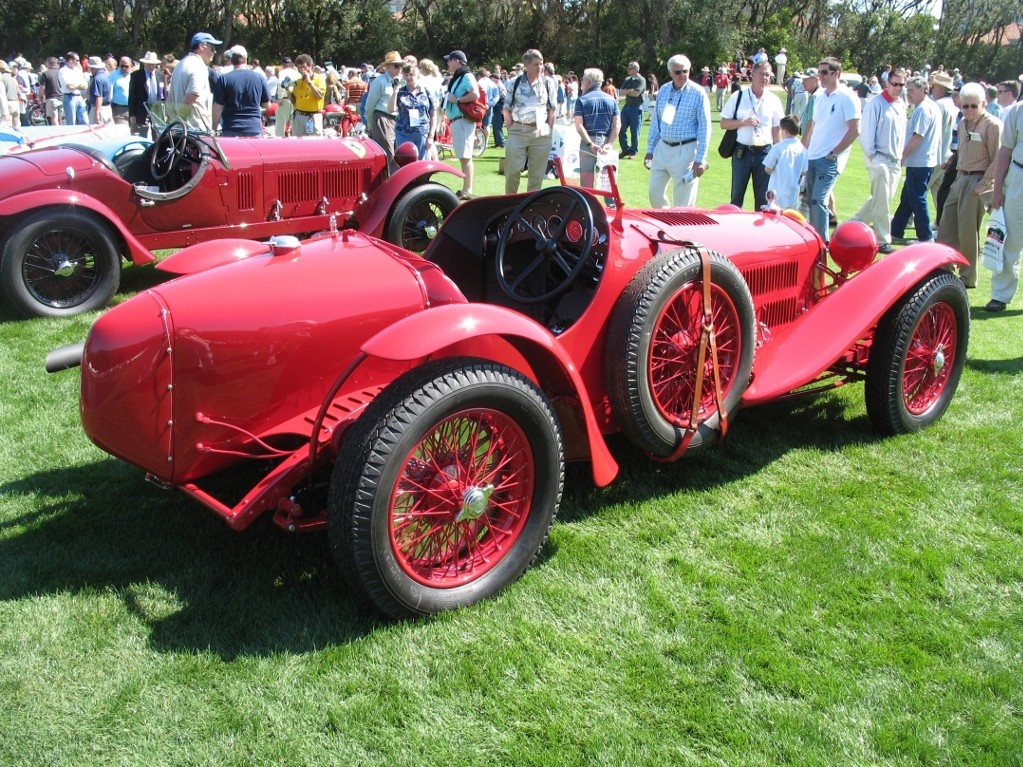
660, 245, 730, 462
604, 245, 756, 459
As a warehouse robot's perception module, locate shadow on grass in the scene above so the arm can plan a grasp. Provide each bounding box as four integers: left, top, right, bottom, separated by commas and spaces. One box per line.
557, 391, 881, 525
0, 458, 380, 658
0, 389, 889, 657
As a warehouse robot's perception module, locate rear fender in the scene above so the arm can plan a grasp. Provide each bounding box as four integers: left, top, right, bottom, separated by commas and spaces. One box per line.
0, 190, 156, 265
743, 242, 968, 404
156, 238, 271, 276
362, 303, 619, 487
352, 161, 464, 238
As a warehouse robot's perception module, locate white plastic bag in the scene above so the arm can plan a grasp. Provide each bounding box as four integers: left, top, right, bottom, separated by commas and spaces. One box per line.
982, 207, 1006, 273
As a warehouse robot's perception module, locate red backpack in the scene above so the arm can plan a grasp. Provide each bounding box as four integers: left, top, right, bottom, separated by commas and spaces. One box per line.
453, 74, 488, 123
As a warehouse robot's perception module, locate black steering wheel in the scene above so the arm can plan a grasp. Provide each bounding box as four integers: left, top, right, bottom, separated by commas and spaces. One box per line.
150, 120, 189, 181
495, 187, 595, 305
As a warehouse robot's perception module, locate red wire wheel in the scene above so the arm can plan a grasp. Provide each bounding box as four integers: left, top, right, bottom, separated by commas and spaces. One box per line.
648, 279, 746, 429
388, 408, 535, 587
606, 247, 756, 457
866, 271, 969, 434
329, 359, 564, 618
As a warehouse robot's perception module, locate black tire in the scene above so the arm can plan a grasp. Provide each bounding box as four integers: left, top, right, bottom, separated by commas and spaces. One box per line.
606, 248, 756, 457
865, 271, 969, 434
1, 209, 121, 318
473, 127, 487, 158
385, 183, 459, 254
328, 358, 564, 618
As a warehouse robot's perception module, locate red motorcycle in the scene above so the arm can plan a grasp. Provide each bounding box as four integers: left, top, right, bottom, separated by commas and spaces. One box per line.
323, 103, 367, 138
262, 102, 366, 138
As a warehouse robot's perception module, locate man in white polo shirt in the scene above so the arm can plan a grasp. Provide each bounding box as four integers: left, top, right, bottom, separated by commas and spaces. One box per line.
801, 56, 860, 242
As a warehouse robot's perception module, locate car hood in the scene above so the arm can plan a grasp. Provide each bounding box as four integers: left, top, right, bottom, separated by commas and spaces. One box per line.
222, 135, 384, 167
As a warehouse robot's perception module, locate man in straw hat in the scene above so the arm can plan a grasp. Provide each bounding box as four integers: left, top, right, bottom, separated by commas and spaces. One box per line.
366, 50, 403, 171
129, 51, 164, 138
86, 56, 113, 125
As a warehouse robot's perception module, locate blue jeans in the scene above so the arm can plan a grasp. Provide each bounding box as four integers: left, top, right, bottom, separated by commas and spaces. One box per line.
806, 156, 840, 241
492, 99, 505, 147
891, 166, 935, 241
63, 93, 87, 125
395, 128, 427, 160
730, 145, 771, 210
620, 104, 642, 155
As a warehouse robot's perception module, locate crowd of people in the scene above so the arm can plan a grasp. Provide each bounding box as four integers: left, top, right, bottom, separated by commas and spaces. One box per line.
3, 39, 1021, 311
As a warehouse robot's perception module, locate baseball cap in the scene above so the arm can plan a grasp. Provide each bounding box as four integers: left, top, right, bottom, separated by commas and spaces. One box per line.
282, 57, 293, 64
227, 45, 247, 59
191, 32, 223, 47
443, 50, 467, 63
802, 68, 818, 78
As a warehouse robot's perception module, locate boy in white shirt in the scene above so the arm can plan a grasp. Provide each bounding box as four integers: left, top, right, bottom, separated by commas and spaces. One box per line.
763, 115, 807, 210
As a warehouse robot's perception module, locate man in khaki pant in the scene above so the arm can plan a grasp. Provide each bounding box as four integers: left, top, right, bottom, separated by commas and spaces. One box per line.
502, 49, 556, 195
935, 82, 1002, 289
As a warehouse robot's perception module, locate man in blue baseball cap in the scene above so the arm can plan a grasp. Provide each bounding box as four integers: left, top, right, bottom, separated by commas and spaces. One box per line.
169, 31, 222, 129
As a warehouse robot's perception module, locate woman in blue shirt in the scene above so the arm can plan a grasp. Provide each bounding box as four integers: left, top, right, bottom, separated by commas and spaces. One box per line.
389, 63, 435, 160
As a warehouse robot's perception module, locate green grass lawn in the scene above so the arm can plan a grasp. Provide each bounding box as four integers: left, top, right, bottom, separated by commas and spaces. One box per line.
1, 108, 1022, 766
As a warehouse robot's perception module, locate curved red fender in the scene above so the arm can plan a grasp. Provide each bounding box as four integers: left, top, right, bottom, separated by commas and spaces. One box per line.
361, 303, 619, 487
0, 188, 157, 266
155, 238, 271, 276
743, 242, 968, 405
352, 161, 464, 239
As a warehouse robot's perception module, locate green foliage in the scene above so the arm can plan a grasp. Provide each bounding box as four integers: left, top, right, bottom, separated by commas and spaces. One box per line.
4, 0, 1017, 86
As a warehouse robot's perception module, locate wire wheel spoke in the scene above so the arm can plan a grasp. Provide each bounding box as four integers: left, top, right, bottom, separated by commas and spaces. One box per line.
389, 408, 534, 586
650, 283, 740, 425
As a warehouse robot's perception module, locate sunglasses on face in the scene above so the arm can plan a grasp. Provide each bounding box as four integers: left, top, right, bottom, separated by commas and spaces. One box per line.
672, 69, 688, 75
888, 81, 905, 87
960, 103, 980, 109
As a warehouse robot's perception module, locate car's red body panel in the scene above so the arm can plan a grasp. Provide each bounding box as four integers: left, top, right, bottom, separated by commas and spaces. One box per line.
0, 135, 459, 263
62, 178, 970, 615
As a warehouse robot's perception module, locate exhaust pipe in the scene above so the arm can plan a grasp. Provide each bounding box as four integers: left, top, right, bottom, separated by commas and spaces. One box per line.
45, 342, 85, 373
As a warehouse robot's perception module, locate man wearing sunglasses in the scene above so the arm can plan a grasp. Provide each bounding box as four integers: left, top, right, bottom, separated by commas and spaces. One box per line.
644, 54, 710, 208
889, 76, 942, 245
851, 68, 907, 253
935, 82, 1002, 292
801, 56, 860, 241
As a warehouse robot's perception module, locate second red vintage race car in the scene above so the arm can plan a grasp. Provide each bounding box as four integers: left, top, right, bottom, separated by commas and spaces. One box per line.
0, 120, 460, 318
48, 169, 970, 618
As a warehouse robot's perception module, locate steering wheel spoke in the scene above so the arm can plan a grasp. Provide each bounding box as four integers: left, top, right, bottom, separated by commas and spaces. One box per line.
150, 120, 189, 181
495, 187, 595, 305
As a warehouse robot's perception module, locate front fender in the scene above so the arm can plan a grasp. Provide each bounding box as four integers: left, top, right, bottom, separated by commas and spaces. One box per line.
0, 189, 156, 266
156, 238, 271, 276
743, 242, 968, 404
362, 303, 619, 487
353, 161, 464, 239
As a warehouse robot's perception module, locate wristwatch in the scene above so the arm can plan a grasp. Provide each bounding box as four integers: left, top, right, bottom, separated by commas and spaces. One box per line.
826, 151, 838, 161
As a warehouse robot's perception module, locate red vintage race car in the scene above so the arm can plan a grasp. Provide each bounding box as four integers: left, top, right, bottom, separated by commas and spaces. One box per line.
0, 120, 460, 318
48, 170, 970, 618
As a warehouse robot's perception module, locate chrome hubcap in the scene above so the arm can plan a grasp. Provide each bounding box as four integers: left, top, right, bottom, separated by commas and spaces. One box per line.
54, 258, 77, 278
456, 484, 495, 523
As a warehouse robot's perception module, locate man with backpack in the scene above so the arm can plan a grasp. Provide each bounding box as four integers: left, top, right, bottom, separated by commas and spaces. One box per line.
443, 50, 480, 200
502, 48, 557, 194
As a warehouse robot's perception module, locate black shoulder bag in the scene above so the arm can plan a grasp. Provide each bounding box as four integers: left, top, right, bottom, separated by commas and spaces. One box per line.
717, 88, 745, 158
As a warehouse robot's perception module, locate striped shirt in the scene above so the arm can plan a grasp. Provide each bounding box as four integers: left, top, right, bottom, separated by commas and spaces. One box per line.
646, 79, 711, 162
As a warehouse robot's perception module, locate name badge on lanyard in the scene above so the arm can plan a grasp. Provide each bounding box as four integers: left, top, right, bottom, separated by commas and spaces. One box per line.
661, 103, 677, 125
